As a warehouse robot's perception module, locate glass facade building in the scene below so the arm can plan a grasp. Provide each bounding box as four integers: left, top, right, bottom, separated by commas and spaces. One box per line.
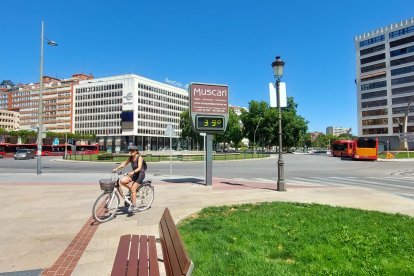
355, 17, 414, 149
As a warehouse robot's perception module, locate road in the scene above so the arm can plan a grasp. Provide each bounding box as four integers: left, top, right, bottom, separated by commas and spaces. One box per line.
1, 153, 413, 200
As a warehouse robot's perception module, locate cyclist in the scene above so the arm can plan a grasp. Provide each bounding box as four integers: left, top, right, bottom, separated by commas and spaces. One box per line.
112, 145, 145, 212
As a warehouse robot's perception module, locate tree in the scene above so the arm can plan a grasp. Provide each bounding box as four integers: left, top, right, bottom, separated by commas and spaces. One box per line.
215, 108, 243, 150
241, 98, 309, 150
179, 110, 202, 150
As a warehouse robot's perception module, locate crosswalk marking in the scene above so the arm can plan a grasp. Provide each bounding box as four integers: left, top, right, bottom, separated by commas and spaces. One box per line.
227, 176, 414, 198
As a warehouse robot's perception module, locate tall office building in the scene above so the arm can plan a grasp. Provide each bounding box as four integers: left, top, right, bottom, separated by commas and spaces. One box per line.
355, 17, 414, 149
73, 74, 188, 152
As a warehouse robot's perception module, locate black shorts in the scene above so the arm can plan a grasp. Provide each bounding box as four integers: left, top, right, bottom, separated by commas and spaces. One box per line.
131, 171, 145, 184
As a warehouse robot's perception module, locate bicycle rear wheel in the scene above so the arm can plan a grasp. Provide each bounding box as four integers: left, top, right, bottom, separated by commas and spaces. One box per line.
92, 192, 120, 223
135, 185, 154, 211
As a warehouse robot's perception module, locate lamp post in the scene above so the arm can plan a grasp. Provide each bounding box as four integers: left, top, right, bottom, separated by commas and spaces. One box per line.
253, 118, 262, 156
271, 56, 286, 191
37, 20, 57, 174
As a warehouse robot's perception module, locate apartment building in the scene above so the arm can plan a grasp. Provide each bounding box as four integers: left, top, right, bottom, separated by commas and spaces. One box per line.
73, 74, 188, 152
0, 110, 19, 130
355, 17, 414, 149
8, 74, 92, 133
0, 91, 9, 110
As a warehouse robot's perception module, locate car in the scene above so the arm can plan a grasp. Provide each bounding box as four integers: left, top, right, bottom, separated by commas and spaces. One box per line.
14, 149, 36, 160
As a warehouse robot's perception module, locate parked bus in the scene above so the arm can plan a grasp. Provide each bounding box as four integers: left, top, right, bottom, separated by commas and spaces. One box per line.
331, 140, 354, 157
352, 137, 378, 160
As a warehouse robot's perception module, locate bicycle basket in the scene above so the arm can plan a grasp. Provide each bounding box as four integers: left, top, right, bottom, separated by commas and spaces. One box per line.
99, 179, 115, 192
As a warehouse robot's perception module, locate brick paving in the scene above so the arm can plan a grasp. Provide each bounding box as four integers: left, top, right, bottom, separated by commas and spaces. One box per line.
40, 217, 99, 276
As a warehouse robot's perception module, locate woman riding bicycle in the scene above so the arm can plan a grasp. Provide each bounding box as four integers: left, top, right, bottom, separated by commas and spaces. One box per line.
112, 145, 145, 212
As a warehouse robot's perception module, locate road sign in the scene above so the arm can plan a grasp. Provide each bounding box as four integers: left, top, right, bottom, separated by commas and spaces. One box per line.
189, 83, 229, 134
53, 137, 59, 145
269, 82, 287, 108
165, 124, 175, 136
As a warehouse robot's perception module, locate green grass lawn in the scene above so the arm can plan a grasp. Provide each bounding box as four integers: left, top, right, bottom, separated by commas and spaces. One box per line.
178, 202, 414, 275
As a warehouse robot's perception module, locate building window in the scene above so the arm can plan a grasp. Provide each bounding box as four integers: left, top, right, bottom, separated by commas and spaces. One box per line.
392, 95, 414, 105
362, 109, 387, 117
389, 25, 414, 39
391, 64, 414, 76
361, 62, 386, 74
362, 118, 388, 126
390, 45, 414, 57
360, 44, 385, 56
390, 55, 414, 66
361, 81, 387, 91
390, 35, 414, 48
359, 35, 385, 47
361, 90, 387, 100
392, 85, 414, 96
362, 128, 388, 135
361, 73, 386, 82
361, 99, 387, 108
391, 75, 414, 86
360, 53, 386, 65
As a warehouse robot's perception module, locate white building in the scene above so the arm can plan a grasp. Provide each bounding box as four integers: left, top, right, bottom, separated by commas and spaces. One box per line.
326, 126, 351, 136
73, 74, 188, 152
355, 17, 414, 149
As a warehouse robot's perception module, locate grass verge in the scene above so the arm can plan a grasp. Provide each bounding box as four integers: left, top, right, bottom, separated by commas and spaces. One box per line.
178, 202, 414, 275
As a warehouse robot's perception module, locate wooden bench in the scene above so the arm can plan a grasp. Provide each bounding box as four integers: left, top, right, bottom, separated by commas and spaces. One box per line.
111, 208, 194, 276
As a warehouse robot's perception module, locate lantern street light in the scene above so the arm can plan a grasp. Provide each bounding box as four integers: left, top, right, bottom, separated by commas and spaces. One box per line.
37, 20, 57, 174
271, 56, 286, 191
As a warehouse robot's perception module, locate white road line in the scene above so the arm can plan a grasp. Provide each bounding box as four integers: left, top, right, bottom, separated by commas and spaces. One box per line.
329, 177, 414, 190
252, 178, 276, 183
377, 177, 414, 183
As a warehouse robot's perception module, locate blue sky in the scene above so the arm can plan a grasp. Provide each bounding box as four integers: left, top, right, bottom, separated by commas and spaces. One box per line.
2, 1, 414, 134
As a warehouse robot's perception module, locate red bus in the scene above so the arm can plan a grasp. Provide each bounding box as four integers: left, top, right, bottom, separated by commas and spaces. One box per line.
331, 140, 354, 157
0, 143, 98, 157
42, 144, 73, 156
75, 144, 99, 155
0, 143, 37, 157
352, 137, 378, 160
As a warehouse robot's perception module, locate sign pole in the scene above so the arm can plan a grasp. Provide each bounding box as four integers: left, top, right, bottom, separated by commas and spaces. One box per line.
170, 134, 172, 177
205, 134, 213, 186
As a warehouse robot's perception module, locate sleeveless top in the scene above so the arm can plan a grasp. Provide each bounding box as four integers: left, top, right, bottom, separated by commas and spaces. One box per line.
130, 155, 144, 172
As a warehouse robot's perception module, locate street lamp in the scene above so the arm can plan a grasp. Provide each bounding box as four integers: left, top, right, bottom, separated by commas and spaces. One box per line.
37, 20, 57, 174
271, 56, 286, 191
253, 118, 262, 156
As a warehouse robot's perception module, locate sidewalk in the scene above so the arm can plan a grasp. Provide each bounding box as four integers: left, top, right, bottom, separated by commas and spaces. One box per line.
0, 173, 413, 275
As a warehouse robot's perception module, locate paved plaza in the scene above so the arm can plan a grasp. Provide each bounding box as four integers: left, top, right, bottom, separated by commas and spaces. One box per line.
0, 172, 414, 275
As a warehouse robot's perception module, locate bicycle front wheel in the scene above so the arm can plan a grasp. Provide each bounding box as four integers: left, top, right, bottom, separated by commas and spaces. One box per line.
135, 185, 154, 211
92, 192, 120, 223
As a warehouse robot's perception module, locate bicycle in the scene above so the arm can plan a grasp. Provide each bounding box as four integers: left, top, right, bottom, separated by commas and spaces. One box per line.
92, 172, 155, 223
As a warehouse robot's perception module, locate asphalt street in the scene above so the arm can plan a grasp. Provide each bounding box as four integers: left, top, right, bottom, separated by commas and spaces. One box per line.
1, 153, 414, 200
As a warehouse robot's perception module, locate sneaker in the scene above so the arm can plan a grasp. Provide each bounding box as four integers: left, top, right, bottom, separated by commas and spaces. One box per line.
128, 205, 136, 213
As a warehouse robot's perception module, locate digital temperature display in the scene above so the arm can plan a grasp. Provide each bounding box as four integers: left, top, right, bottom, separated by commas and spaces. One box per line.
196, 115, 225, 131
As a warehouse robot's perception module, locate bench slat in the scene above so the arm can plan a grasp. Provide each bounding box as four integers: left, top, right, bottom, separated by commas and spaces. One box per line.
138, 235, 149, 276
127, 235, 140, 276
159, 208, 191, 276
111, 234, 131, 276
148, 236, 160, 276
